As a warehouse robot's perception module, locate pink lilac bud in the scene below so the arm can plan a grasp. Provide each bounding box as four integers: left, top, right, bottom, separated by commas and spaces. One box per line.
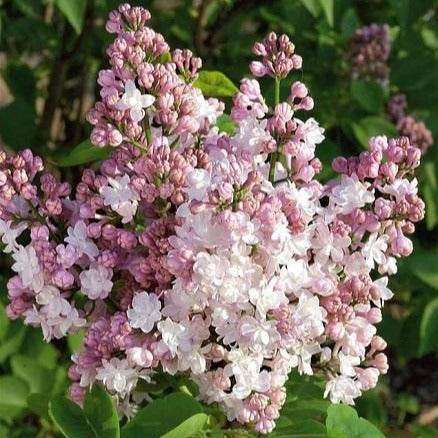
250, 32, 302, 79
391, 227, 413, 256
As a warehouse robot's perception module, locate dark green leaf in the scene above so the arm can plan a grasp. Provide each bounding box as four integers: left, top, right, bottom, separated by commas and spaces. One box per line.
422, 162, 438, 230
341, 9, 359, 37
391, 55, 438, 92
161, 413, 207, 438
419, 298, 438, 356
0, 301, 9, 343
0, 376, 29, 421
83, 386, 120, 438
3, 62, 36, 104
0, 98, 36, 150
273, 419, 327, 437
11, 354, 53, 394
57, 140, 112, 167
49, 395, 97, 438
122, 392, 203, 438
326, 404, 386, 438
350, 80, 385, 114
351, 117, 398, 149
355, 389, 387, 428
194, 71, 238, 97
0, 323, 27, 364
20, 328, 59, 369
407, 250, 438, 291
27, 393, 50, 420
54, 0, 86, 34
298, 0, 321, 18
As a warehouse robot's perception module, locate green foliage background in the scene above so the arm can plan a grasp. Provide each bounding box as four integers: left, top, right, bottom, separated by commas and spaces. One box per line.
0, 0, 437, 437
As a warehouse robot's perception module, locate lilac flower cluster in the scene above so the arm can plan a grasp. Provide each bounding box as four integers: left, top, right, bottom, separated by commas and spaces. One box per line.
387, 94, 433, 154
0, 4, 425, 434
349, 24, 391, 85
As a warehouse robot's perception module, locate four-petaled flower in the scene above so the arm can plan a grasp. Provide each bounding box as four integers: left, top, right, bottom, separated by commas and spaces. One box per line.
116, 79, 155, 123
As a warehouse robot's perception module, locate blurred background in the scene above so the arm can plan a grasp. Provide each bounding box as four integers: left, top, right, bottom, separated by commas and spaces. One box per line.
0, 0, 437, 436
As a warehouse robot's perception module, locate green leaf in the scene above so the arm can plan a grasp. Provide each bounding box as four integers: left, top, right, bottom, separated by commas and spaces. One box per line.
419, 298, 438, 356
54, 0, 86, 34
193, 71, 238, 97
216, 114, 236, 135
122, 392, 204, 438
422, 161, 438, 230
161, 413, 208, 438
49, 395, 97, 438
0, 98, 36, 150
0, 323, 27, 364
316, 139, 342, 181
20, 328, 59, 369
298, 0, 321, 18
318, 0, 334, 27
3, 62, 37, 104
0, 301, 9, 343
11, 354, 53, 394
351, 117, 398, 149
27, 393, 50, 420
83, 386, 120, 438
355, 389, 387, 428
407, 250, 438, 290
282, 398, 330, 419
57, 140, 112, 167
67, 330, 85, 353
409, 425, 438, 438
391, 55, 438, 92
350, 80, 385, 114
273, 419, 327, 437
340, 8, 359, 37
0, 376, 29, 421
326, 404, 386, 438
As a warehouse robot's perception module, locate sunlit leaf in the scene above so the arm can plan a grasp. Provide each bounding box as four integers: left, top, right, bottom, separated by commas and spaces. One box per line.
194, 71, 238, 97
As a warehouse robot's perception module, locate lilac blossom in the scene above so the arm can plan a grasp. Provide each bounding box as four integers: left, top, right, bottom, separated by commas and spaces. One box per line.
0, 3, 426, 434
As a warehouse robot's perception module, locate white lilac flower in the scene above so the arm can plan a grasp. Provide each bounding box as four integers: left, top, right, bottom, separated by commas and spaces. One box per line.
380, 178, 418, 202
343, 252, 370, 278
116, 79, 155, 123
184, 169, 211, 201
339, 351, 361, 377
231, 117, 270, 158
361, 232, 388, 268
324, 375, 362, 404
11, 245, 43, 292
100, 174, 140, 224
0, 219, 26, 253
191, 90, 219, 125
330, 174, 375, 214
290, 342, 322, 375
65, 220, 99, 259
293, 117, 325, 149
312, 222, 351, 265
372, 276, 393, 306
157, 318, 187, 356
127, 291, 162, 334
193, 251, 228, 287
291, 296, 325, 340
80, 265, 113, 300
226, 351, 270, 399
96, 358, 139, 396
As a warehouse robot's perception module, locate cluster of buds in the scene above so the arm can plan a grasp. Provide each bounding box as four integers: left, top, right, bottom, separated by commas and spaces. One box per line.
0, 4, 425, 435
349, 24, 390, 85
387, 94, 433, 154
